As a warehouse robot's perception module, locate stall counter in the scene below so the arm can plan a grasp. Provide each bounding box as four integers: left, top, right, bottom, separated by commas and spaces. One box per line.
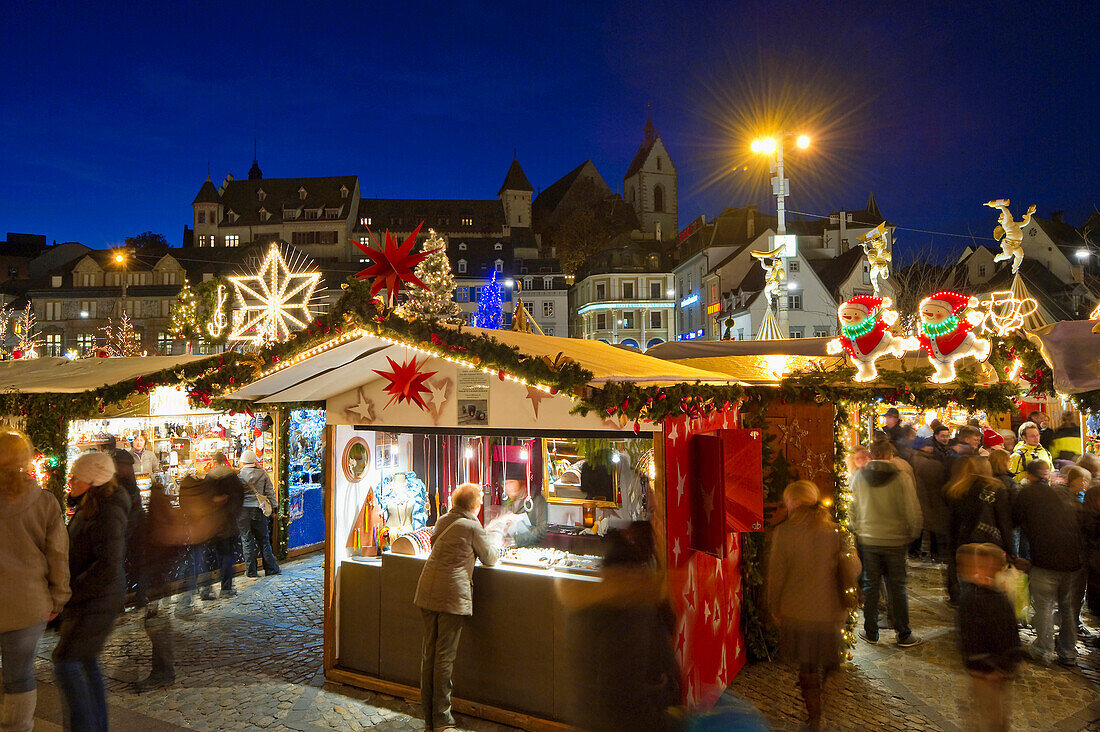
337, 553, 600, 723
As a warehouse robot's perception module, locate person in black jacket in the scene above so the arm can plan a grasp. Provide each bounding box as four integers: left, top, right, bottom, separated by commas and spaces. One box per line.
1012, 459, 1083, 666
111, 449, 147, 606
956, 543, 1020, 731
944, 456, 1015, 602
53, 452, 129, 731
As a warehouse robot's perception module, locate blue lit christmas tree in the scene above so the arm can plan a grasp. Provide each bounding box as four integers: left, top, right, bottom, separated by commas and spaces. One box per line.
474, 271, 503, 329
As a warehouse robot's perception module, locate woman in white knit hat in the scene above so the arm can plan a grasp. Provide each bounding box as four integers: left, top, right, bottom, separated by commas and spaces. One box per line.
0, 430, 69, 732
237, 449, 280, 577
53, 451, 129, 732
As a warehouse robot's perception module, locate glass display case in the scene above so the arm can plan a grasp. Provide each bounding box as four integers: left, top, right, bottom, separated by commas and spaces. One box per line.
285, 408, 326, 550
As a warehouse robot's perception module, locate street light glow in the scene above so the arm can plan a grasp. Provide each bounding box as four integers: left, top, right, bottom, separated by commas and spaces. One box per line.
1076, 249, 1089, 260
796, 135, 811, 149
115, 254, 125, 263
751, 137, 777, 154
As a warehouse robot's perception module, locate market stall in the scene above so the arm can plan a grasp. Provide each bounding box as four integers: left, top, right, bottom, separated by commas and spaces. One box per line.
228, 324, 744, 729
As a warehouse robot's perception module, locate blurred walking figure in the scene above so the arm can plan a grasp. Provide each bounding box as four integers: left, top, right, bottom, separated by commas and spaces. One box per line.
414, 483, 498, 732
54, 452, 129, 732
203, 452, 246, 598
559, 521, 681, 732
134, 478, 187, 692
0, 431, 69, 732
944, 456, 1014, 603
768, 480, 861, 731
957, 543, 1020, 732
110, 449, 147, 606
237, 449, 280, 577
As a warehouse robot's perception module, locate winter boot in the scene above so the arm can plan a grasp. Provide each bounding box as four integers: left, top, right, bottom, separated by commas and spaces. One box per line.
1, 689, 37, 732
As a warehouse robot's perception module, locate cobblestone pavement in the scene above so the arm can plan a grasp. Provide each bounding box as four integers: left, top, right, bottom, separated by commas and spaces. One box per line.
27, 554, 1100, 730
30, 555, 513, 732
730, 559, 1100, 731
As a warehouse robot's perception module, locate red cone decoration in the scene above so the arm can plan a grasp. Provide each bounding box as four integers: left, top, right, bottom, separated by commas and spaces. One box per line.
353, 221, 435, 305
373, 355, 438, 411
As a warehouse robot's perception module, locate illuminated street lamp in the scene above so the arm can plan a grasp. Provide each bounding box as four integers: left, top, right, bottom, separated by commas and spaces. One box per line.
113, 249, 129, 316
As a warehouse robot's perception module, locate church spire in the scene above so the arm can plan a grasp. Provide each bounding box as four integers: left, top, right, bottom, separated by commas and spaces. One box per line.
248, 139, 263, 180
643, 116, 657, 147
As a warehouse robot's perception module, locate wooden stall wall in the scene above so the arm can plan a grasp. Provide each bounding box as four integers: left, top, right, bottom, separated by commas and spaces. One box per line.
763, 401, 836, 500
663, 409, 746, 710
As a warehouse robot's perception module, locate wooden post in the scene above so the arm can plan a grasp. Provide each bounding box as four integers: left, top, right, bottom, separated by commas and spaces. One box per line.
323, 423, 337, 676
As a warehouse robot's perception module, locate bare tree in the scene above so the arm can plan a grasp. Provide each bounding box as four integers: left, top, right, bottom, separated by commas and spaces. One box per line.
890, 242, 955, 331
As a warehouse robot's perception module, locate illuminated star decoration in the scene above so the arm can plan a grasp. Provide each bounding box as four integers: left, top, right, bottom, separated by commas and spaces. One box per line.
354, 221, 437, 306
345, 387, 377, 424
425, 377, 452, 424
777, 419, 808, 448
525, 384, 552, 418
373, 355, 438, 411
228, 244, 321, 344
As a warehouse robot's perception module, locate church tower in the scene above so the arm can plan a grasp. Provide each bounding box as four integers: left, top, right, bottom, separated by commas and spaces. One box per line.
498, 157, 534, 228
623, 118, 678, 239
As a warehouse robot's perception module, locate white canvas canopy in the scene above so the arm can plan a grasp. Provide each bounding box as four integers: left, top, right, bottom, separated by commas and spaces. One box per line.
0, 355, 210, 394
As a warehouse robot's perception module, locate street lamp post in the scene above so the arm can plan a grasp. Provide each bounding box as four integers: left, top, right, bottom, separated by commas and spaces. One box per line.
751, 133, 810, 335
115, 251, 128, 317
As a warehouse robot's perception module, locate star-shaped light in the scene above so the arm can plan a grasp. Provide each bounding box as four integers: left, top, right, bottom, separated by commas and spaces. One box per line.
345, 387, 376, 424
228, 244, 321, 344
524, 385, 552, 418
354, 222, 436, 305
777, 418, 808, 448
374, 355, 438, 410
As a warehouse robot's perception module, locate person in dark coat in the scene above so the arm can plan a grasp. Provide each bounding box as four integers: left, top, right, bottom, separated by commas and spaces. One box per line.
53, 452, 129, 732
1082, 485, 1100, 621
560, 521, 682, 732
944, 456, 1015, 603
909, 438, 949, 562
201, 453, 246, 599
111, 449, 147, 606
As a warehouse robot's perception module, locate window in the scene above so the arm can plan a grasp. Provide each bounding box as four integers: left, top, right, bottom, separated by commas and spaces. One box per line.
468, 313, 477, 326
494, 243, 503, 251
622, 311, 635, 329
468, 286, 478, 302
789, 261, 799, 273
304, 209, 321, 220
163, 271, 176, 285
291, 231, 339, 246
523, 277, 533, 291
494, 260, 503, 273
543, 277, 553, 289
198, 211, 206, 224
458, 243, 467, 251
326, 209, 341, 219
45, 334, 62, 356
79, 301, 96, 318
622, 281, 634, 299
194, 337, 206, 355
76, 333, 94, 353
298, 187, 307, 200
629, 187, 636, 203
813, 328, 829, 338
650, 281, 662, 299
788, 294, 802, 310
125, 300, 140, 317
862, 263, 871, 284
738, 328, 744, 340
258, 189, 266, 201
157, 332, 173, 355
545, 328, 554, 336
542, 301, 554, 317
457, 259, 467, 274
654, 185, 665, 213
225, 235, 240, 247
596, 313, 607, 329
44, 302, 61, 321
978, 264, 987, 277
595, 283, 606, 300
80, 273, 94, 287
650, 310, 662, 328
461, 217, 473, 226
454, 288, 469, 302
656, 156, 662, 171
790, 328, 804, 338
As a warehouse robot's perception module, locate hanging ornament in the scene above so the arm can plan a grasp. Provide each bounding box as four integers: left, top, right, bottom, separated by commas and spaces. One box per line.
825, 295, 907, 381
373, 355, 438, 410
984, 198, 1035, 274
354, 222, 435, 306
911, 291, 991, 383
857, 223, 892, 295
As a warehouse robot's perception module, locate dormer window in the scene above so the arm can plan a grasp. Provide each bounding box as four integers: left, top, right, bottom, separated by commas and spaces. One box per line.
227, 209, 238, 223
461, 217, 473, 226
259, 207, 270, 221
494, 259, 504, 273
457, 259, 467, 274
304, 209, 320, 220
360, 217, 372, 226
458, 243, 467, 251
51, 275, 61, 288
326, 208, 341, 220
298, 186, 307, 200
257, 189, 266, 201
494, 243, 503, 251
340, 185, 348, 198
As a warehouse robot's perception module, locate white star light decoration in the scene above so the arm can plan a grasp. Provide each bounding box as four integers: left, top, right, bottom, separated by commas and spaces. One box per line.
228, 245, 321, 345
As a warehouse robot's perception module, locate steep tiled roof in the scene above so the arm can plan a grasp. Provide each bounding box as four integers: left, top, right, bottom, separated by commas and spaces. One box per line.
808, 246, 865, 297
215, 176, 358, 228
356, 199, 503, 233
624, 118, 659, 179
498, 159, 533, 195
193, 178, 221, 205
532, 160, 609, 218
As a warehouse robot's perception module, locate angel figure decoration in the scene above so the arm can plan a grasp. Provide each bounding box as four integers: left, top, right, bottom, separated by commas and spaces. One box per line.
985, 199, 1036, 274
750, 245, 786, 303
859, 223, 891, 295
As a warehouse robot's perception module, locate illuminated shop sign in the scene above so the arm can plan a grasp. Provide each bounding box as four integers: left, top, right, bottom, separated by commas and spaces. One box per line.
680, 293, 699, 307
706, 303, 721, 315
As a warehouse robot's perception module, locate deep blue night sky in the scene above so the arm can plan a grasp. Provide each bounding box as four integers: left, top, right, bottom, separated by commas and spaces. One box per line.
2, 2, 1097, 261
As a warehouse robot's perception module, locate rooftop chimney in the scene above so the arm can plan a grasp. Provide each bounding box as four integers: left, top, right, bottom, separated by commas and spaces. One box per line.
1051, 210, 1065, 223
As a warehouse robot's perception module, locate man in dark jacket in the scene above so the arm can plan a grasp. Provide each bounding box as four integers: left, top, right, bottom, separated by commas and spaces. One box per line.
850, 440, 924, 647
910, 438, 949, 563
877, 408, 907, 451
1012, 459, 1083, 665
204, 453, 246, 599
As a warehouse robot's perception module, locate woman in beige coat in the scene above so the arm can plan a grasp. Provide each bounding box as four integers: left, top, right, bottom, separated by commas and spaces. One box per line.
413, 483, 498, 732
0, 431, 70, 732
767, 480, 860, 731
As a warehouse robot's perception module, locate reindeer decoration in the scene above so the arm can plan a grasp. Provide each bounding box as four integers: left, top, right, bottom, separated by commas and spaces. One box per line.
985, 199, 1036, 274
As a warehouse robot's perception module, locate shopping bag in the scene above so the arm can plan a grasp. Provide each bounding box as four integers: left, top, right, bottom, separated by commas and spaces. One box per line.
995, 565, 1030, 624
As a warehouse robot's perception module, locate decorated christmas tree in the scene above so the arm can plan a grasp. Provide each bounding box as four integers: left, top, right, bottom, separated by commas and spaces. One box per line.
474, 271, 503, 329
168, 278, 200, 340
396, 229, 462, 321
13, 303, 40, 358
100, 313, 143, 357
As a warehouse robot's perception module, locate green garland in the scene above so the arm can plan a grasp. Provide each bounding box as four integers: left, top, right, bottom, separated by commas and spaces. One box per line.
276, 407, 290, 559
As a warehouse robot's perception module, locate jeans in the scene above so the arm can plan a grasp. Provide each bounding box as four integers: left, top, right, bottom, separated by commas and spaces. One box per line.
420, 610, 465, 729
238, 507, 280, 576
54, 659, 107, 732
1029, 567, 1080, 662
0, 622, 46, 694
861, 544, 912, 641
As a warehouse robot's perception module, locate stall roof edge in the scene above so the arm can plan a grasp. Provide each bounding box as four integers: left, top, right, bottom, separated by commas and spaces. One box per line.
0, 354, 213, 393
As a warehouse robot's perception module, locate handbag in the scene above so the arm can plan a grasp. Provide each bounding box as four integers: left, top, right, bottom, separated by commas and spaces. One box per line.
836, 534, 862, 609
969, 486, 1002, 547
243, 471, 274, 517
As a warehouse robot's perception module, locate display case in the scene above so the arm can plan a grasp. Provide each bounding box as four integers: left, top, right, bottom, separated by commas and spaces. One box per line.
285, 408, 326, 551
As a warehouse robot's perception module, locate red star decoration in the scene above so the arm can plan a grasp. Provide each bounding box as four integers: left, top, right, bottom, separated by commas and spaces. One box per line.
524, 385, 552, 418
353, 221, 437, 305
373, 355, 438, 410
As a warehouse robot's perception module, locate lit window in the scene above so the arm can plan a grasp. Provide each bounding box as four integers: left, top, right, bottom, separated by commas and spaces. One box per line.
225, 235, 240, 247
76, 333, 95, 353
45, 334, 62, 356
543, 301, 554, 317
157, 332, 173, 355
461, 217, 473, 226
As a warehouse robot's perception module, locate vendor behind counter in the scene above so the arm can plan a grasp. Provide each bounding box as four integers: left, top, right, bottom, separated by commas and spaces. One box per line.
501, 478, 548, 547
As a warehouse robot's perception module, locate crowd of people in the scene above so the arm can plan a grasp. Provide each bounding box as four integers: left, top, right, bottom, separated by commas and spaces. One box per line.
0, 431, 281, 731
768, 406, 1099, 730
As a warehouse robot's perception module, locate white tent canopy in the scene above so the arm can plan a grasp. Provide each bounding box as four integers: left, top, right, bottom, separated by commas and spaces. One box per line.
0, 355, 211, 394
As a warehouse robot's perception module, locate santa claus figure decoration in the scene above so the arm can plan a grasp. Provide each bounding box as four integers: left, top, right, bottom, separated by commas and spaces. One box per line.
914, 291, 991, 383
826, 294, 906, 381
